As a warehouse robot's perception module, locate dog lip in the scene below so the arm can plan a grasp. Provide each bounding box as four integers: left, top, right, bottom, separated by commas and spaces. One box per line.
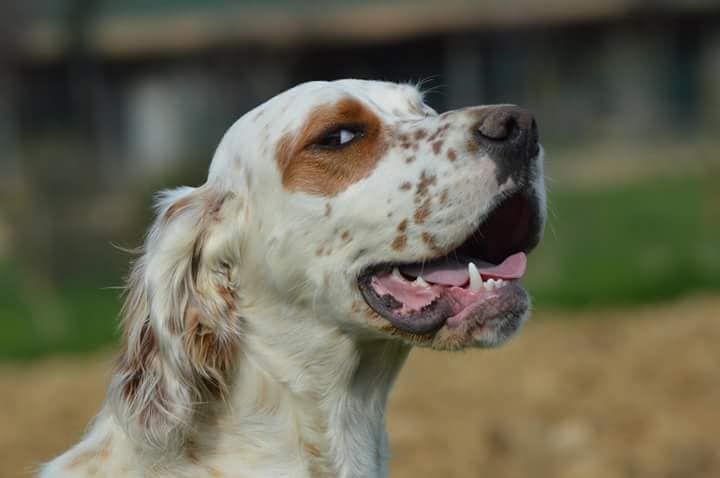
358, 273, 529, 336
358, 273, 451, 334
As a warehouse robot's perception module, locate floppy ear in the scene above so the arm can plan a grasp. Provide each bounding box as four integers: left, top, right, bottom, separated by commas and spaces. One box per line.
109, 186, 244, 452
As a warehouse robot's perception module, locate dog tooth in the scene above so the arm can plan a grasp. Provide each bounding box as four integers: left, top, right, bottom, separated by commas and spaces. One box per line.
392, 267, 404, 280
468, 262, 482, 291
496, 279, 505, 288
414, 276, 430, 288
484, 279, 495, 291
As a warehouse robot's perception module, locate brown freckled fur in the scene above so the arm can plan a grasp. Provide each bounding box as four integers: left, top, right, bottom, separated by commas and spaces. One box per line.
440, 189, 449, 205
414, 170, 437, 204
399, 181, 412, 191
432, 140, 444, 155
447, 148, 457, 161
422, 232, 442, 252
325, 203, 332, 217
414, 129, 427, 140
391, 234, 407, 250
397, 219, 408, 233
276, 98, 387, 196
405, 156, 415, 164
414, 199, 431, 224
341, 230, 350, 241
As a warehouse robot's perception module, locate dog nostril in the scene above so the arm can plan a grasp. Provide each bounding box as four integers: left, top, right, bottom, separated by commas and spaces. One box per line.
476, 112, 518, 142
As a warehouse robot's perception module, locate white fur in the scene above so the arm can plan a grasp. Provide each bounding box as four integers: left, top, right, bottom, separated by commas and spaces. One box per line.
40, 79, 545, 478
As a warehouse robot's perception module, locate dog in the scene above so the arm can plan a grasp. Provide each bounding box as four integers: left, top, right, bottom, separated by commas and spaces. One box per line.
41, 79, 545, 478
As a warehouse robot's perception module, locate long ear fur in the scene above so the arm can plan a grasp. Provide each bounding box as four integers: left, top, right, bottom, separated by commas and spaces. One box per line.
109, 186, 244, 452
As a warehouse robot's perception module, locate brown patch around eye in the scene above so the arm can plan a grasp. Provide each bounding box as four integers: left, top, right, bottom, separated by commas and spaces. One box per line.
276, 98, 386, 196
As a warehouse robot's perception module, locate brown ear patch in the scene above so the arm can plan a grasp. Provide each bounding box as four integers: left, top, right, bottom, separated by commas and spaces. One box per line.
276, 98, 387, 196
183, 302, 240, 399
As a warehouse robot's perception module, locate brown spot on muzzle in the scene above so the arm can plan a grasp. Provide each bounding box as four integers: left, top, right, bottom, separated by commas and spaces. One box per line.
421, 232, 442, 252
414, 199, 431, 224
415, 170, 437, 204
432, 140, 444, 155
391, 234, 407, 250
277, 98, 387, 196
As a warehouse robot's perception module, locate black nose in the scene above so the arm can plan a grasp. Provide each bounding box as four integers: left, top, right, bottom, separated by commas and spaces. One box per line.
472, 106, 539, 182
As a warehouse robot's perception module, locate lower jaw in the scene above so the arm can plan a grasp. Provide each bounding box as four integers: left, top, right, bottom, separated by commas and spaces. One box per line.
445, 282, 529, 329
361, 281, 530, 342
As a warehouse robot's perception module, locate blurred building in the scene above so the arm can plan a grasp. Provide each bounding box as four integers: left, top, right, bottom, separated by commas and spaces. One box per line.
2, 0, 720, 180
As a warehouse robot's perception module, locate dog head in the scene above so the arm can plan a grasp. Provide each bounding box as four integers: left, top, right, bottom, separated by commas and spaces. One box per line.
109, 79, 545, 451
238, 79, 545, 348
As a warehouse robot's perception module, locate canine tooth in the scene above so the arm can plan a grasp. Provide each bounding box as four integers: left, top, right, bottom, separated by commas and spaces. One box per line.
392, 267, 403, 280
414, 276, 430, 287
468, 262, 482, 291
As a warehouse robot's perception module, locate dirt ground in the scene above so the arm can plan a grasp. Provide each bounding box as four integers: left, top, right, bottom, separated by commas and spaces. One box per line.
2, 295, 719, 478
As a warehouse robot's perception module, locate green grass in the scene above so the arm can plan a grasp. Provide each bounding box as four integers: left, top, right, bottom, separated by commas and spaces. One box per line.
1, 173, 718, 361
0, 266, 121, 361
525, 174, 720, 307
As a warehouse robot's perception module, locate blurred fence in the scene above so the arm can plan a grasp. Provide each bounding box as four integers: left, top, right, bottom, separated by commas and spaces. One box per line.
0, 0, 719, 359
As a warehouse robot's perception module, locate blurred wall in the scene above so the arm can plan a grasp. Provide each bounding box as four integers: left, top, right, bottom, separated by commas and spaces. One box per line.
1, 0, 719, 282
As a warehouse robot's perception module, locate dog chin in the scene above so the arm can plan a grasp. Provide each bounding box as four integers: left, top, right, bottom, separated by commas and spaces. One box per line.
361, 299, 530, 351
429, 308, 529, 351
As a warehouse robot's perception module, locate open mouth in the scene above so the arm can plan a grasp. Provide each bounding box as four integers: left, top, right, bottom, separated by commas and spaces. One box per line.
358, 190, 542, 335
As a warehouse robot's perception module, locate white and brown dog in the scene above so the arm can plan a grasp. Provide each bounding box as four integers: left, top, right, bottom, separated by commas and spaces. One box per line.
41, 79, 545, 478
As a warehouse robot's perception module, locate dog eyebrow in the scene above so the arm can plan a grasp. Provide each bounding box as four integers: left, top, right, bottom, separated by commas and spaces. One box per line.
275, 98, 387, 197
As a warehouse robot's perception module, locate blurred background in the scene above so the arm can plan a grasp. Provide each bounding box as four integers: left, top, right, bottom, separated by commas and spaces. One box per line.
0, 0, 719, 477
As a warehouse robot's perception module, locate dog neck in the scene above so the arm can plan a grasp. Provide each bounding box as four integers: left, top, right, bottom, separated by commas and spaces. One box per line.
42, 307, 409, 478
215, 307, 410, 478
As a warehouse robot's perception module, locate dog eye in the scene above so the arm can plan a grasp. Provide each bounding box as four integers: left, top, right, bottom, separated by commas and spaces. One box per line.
316, 127, 363, 148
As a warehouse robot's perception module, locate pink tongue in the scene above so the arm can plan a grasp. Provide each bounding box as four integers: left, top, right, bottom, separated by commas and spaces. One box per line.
399, 252, 527, 286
